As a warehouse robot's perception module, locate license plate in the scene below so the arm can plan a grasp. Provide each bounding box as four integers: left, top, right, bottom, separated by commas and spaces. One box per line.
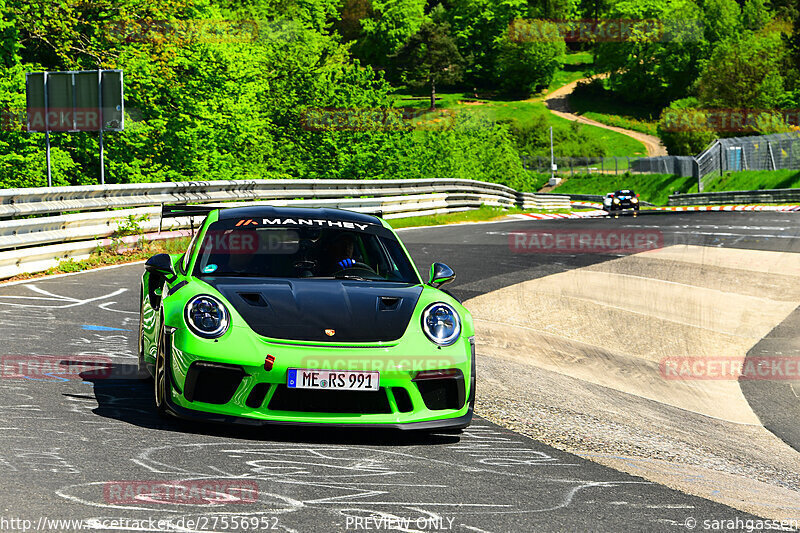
287, 368, 379, 391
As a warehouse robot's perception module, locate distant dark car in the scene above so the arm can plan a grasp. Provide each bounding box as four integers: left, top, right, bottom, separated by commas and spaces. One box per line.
602, 189, 640, 215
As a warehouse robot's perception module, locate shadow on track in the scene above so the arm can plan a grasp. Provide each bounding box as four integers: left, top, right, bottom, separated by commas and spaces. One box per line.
76, 364, 461, 446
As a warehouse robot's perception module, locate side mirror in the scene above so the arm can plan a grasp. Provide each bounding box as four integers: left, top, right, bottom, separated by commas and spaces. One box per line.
145, 253, 174, 276
429, 262, 455, 288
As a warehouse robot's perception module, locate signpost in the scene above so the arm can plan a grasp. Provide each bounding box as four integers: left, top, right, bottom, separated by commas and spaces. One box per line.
26, 70, 124, 186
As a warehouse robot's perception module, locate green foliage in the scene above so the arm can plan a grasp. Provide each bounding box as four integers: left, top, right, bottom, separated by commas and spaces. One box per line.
594, 0, 708, 107
656, 97, 716, 155
703, 0, 742, 43
1, 0, 798, 191
391, 5, 464, 108
351, 0, 427, 70
493, 21, 565, 96
702, 169, 800, 192
569, 78, 660, 136
698, 30, 788, 109
0, 0, 530, 187
112, 214, 151, 237
388, 204, 544, 228
501, 112, 610, 158
440, 0, 530, 86
741, 0, 771, 31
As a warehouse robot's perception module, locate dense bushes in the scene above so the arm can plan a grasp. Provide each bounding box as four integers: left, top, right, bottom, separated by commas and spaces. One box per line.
0, 0, 533, 188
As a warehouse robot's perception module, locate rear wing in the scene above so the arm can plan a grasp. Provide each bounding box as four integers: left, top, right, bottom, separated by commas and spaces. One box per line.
159, 204, 221, 233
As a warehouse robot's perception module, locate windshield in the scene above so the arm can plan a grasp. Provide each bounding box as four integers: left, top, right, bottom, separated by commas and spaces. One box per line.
193, 220, 419, 283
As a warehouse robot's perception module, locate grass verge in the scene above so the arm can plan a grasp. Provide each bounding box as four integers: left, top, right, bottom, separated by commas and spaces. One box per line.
2, 237, 192, 284
551, 169, 800, 205
568, 81, 660, 137
389, 206, 563, 228
551, 172, 697, 205
700, 170, 800, 192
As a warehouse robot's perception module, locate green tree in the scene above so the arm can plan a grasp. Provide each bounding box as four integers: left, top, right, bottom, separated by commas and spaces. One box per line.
350, 0, 427, 72
493, 20, 565, 96
594, 0, 707, 107
391, 6, 464, 109
656, 98, 716, 156
697, 31, 788, 109
440, 0, 529, 86
741, 0, 771, 31
0, 0, 20, 67
703, 0, 742, 43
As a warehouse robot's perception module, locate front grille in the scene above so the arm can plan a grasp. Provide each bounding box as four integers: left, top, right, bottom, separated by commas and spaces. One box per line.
268, 385, 392, 414
183, 361, 246, 404
246, 383, 271, 408
391, 387, 414, 412
414, 375, 465, 411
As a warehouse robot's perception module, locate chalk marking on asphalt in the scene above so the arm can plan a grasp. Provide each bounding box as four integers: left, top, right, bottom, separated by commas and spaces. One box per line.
0, 261, 145, 287
0, 285, 127, 308
454, 481, 655, 516
98, 301, 139, 314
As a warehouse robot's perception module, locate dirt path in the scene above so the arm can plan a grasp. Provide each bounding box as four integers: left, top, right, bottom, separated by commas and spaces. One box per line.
545, 75, 668, 157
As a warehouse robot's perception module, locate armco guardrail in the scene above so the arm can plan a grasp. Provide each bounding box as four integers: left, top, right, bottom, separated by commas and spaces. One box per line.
668, 188, 800, 206
536, 192, 604, 202
0, 179, 569, 280
537, 192, 655, 207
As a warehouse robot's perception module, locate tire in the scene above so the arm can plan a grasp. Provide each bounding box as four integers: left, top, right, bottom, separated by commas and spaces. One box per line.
154, 324, 169, 417
137, 288, 152, 380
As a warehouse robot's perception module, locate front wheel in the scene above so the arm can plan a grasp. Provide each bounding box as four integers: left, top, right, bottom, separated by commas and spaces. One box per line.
154, 325, 169, 417
137, 289, 152, 380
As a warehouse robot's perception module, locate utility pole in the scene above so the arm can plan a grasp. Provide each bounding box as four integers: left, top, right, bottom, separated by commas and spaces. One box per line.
549, 126, 555, 181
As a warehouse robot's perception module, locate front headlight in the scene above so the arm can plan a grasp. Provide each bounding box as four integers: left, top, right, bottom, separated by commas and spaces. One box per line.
631, 197, 639, 203
185, 295, 229, 338
421, 302, 461, 346
613, 198, 620, 204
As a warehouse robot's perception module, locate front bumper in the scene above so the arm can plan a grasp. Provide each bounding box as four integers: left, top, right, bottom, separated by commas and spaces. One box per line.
605, 203, 639, 212
161, 328, 475, 430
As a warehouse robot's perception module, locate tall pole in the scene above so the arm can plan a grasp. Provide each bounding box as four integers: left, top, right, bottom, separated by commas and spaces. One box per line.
549, 126, 554, 181
43, 72, 52, 187
45, 131, 52, 187
98, 69, 105, 185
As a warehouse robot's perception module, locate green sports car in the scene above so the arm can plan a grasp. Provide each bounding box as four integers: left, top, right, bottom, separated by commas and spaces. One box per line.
138, 206, 475, 431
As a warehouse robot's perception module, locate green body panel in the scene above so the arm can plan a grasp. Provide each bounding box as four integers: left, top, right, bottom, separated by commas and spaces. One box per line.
140, 210, 474, 426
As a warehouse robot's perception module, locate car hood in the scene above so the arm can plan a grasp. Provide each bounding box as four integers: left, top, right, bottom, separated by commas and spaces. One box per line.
203, 277, 423, 343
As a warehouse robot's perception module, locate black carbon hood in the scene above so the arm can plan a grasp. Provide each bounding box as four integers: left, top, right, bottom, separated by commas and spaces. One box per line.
203, 278, 423, 343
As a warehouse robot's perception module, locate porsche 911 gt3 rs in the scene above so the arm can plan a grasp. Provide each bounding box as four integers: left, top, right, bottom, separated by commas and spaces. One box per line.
138, 206, 475, 431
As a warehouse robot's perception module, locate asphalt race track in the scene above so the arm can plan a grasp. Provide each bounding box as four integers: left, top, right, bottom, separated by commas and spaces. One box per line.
0, 211, 797, 532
